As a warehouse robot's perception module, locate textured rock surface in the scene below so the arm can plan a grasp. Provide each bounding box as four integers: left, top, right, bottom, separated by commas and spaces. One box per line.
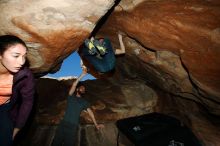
155, 90, 220, 146
96, 0, 220, 115
0, 0, 114, 73
15, 77, 158, 146
0, 0, 220, 115
1, 0, 220, 145
35, 77, 158, 124
16, 77, 220, 146
0, 0, 219, 115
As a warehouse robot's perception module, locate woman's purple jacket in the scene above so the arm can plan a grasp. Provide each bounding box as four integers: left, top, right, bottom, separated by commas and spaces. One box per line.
10, 67, 35, 129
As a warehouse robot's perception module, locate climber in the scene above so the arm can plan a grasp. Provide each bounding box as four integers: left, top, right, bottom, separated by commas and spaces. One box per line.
79, 33, 125, 73
51, 66, 104, 146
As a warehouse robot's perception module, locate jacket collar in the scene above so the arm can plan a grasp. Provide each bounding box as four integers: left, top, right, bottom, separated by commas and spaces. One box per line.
13, 67, 28, 84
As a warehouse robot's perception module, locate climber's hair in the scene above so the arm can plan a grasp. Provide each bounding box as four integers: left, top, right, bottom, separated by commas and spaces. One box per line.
0, 35, 27, 55
74, 82, 85, 95
76, 82, 84, 89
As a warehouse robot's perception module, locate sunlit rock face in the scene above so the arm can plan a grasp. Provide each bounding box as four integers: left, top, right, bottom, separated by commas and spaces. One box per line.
1, 0, 220, 145
0, 0, 219, 114
95, 0, 220, 115
0, 0, 115, 73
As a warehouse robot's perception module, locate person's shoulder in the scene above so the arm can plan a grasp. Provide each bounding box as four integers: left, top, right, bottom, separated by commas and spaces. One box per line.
21, 67, 34, 77
103, 38, 112, 47
13, 67, 35, 87
22, 67, 32, 73
78, 97, 86, 101
68, 94, 77, 98
103, 37, 110, 42
15, 67, 33, 79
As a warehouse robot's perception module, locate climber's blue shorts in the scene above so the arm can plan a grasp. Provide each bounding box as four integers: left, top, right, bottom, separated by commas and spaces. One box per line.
81, 38, 116, 73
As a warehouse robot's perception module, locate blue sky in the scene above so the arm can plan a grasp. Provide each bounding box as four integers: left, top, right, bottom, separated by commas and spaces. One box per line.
46, 53, 95, 80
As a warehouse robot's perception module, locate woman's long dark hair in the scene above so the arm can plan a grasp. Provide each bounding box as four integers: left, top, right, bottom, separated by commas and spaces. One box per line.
0, 35, 27, 55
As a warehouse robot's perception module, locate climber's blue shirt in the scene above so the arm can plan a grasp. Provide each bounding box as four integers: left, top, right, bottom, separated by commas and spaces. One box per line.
63, 95, 90, 125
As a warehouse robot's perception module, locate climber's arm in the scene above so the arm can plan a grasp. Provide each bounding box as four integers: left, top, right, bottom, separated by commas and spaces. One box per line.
115, 33, 125, 55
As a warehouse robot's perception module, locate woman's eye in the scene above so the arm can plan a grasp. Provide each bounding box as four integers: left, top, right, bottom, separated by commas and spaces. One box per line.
13, 55, 19, 58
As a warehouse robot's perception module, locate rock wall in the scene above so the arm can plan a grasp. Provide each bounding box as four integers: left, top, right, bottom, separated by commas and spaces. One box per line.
1, 0, 220, 145
96, 0, 220, 115
0, 0, 115, 73
15, 77, 220, 146
1, 0, 219, 115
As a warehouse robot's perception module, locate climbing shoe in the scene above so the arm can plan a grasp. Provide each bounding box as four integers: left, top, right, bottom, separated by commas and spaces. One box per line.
93, 39, 107, 55
84, 39, 97, 55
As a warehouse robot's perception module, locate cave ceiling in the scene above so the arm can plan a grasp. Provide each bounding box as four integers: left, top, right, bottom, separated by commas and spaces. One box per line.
0, 0, 220, 115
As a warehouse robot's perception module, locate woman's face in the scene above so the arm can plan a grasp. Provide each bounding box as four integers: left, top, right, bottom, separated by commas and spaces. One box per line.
0, 44, 27, 73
